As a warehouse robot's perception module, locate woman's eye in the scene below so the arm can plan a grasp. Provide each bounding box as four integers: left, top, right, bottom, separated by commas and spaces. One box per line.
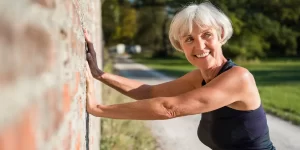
185, 37, 193, 43
203, 32, 212, 39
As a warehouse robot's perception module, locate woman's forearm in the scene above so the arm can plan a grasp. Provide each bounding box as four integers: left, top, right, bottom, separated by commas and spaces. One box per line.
97, 72, 152, 100
89, 97, 173, 120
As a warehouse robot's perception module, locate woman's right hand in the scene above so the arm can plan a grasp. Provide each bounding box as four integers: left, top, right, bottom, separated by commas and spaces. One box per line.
84, 29, 103, 78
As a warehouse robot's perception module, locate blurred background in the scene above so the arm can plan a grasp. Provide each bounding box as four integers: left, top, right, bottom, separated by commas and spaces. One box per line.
100, 0, 300, 149
102, 0, 300, 59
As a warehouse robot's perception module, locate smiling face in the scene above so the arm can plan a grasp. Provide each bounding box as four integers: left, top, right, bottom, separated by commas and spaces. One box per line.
179, 24, 224, 70
168, 3, 233, 70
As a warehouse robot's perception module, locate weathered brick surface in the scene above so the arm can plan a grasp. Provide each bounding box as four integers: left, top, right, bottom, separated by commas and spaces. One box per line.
0, 0, 102, 149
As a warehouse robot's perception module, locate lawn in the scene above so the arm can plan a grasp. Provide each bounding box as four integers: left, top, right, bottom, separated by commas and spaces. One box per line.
100, 50, 157, 150
100, 85, 157, 150
133, 53, 300, 125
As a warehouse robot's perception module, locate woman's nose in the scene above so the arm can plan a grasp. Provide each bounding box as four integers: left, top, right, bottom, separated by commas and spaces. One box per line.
195, 36, 205, 50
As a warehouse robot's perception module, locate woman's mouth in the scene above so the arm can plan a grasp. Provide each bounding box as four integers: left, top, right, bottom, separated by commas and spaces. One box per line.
195, 52, 210, 58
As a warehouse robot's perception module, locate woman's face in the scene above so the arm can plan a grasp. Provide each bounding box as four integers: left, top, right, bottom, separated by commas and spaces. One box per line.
179, 24, 223, 70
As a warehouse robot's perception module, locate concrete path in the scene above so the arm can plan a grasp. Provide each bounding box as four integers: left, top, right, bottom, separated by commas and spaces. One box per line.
114, 56, 300, 150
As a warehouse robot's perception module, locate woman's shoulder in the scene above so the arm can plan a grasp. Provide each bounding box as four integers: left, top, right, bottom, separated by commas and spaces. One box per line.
226, 59, 252, 78
219, 66, 257, 91
225, 66, 261, 110
230, 66, 254, 80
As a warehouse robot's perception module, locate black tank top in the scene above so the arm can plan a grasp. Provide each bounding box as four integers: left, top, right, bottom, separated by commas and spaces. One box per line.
197, 59, 276, 150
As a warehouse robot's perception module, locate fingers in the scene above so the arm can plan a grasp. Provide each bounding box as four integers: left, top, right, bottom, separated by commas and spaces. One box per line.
86, 42, 96, 57
85, 62, 90, 81
83, 29, 91, 42
85, 67, 90, 87
86, 61, 93, 77
84, 40, 96, 58
85, 61, 90, 73
85, 61, 93, 78
83, 29, 95, 54
83, 29, 97, 64
86, 52, 92, 61
86, 53, 96, 67
83, 29, 93, 51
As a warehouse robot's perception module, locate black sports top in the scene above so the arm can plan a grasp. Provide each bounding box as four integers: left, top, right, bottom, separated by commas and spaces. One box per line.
197, 59, 276, 150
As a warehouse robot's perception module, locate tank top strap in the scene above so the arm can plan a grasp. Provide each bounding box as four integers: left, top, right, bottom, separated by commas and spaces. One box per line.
202, 59, 236, 86
217, 59, 237, 76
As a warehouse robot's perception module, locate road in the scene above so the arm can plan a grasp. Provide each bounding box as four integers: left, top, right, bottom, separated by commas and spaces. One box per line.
114, 55, 300, 150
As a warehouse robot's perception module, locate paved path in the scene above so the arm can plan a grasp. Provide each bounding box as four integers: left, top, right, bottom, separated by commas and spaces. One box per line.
114, 56, 300, 150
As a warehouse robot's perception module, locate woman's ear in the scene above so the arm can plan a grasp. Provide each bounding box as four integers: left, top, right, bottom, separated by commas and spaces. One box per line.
218, 27, 225, 44
177, 41, 184, 52
221, 27, 224, 40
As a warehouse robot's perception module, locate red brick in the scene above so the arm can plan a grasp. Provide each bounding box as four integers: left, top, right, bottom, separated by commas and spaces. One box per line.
73, 72, 80, 95
44, 89, 55, 141
20, 107, 37, 150
0, 18, 13, 44
63, 122, 72, 150
33, 0, 56, 9
21, 24, 54, 76
0, 0, 101, 149
71, 30, 77, 51
60, 29, 68, 40
63, 84, 71, 113
78, 95, 83, 119
0, 23, 54, 86
0, 125, 18, 150
43, 88, 64, 142
53, 109, 63, 133
64, 0, 72, 15
72, 4, 78, 25
76, 134, 81, 150
88, 5, 92, 14
0, 69, 17, 86
0, 106, 37, 150
78, 39, 85, 54
73, 0, 79, 12
0, 18, 16, 86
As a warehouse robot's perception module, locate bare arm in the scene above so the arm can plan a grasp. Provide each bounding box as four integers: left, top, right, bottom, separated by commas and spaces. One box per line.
89, 97, 173, 120
84, 30, 151, 100
97, 72, 152, 100
97, 68, 201, 100
84, 29, 199, 100
86, 66, 259, 120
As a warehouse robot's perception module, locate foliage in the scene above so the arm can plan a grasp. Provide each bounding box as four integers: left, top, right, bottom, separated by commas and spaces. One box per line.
102, 0, 137, 46
102, 0, 300, 59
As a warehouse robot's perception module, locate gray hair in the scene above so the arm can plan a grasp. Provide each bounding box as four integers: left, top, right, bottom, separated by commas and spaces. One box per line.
169, 2, 233, 51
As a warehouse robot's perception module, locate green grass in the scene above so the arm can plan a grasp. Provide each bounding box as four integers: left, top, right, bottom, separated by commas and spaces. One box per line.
132, 53, 300, 125
100, 85, 157, 150
239, 60, 300, 125
100, 50, 157, 150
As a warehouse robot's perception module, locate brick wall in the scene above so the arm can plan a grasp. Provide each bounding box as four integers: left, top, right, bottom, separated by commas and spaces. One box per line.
0, 0, 102, 149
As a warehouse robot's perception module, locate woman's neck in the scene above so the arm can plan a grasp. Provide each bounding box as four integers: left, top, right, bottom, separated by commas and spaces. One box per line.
200, 57, 228, 83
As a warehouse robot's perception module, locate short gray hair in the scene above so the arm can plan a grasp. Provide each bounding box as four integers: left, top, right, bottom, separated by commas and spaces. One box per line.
169, 2, 233, 51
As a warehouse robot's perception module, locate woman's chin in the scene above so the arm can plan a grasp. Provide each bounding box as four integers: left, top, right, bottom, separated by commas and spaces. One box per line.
193, 59, 212, 69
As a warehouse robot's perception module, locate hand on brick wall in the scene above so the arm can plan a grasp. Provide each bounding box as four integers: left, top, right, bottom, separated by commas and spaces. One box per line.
84, 29, 103, 78
85, 61, 101, 114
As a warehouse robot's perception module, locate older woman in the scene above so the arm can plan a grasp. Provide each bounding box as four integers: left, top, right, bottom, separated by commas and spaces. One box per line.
85, 2, 276, 150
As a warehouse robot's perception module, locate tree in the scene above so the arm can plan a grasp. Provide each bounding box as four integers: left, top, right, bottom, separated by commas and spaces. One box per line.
134, 0, 170, 57
102, 0, 137, 46
102, 0, 300, 59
